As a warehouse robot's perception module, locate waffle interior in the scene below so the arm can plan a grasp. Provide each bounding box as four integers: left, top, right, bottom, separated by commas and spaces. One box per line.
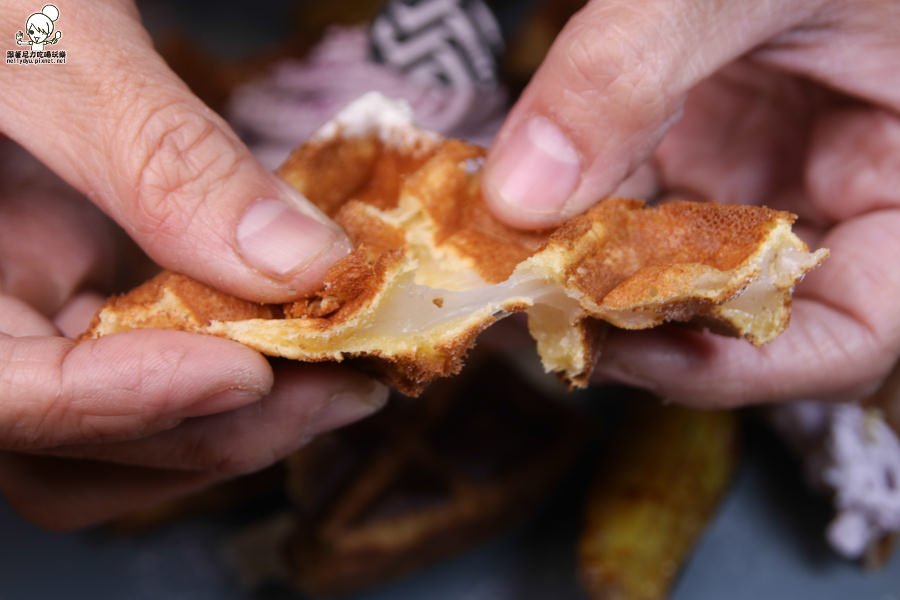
83, 93, 828, 395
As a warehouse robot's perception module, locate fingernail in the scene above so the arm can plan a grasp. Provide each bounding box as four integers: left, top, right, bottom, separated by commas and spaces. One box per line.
306, 381, 389, 436
486, 115, 581, 214
237, 184, 350, 279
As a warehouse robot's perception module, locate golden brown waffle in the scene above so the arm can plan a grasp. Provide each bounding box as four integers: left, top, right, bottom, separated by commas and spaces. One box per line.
282, 354, 585, 596
83, 93, 828, 396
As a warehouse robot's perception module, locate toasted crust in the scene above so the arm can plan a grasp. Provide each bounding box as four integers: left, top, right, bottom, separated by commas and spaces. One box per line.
82, 93, 828, 395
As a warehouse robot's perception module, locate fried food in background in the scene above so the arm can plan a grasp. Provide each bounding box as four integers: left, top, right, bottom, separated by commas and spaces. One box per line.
579, 397, 740, 600
108, 368, 746, 599
82, 93, 827, 396
281, 353, 585, 596
111, 352, 587, 594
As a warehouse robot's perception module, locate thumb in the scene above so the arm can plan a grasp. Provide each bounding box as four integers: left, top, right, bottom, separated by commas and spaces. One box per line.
0, 2, 350, 303
482, 0, 820, 228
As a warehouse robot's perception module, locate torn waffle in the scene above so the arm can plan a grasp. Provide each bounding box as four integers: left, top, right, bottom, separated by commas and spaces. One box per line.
83, 92, 828, 395
282, 354, 585, 597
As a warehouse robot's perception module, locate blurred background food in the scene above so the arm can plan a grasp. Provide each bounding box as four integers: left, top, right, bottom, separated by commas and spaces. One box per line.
2, 1, 899, 598
4, 348, 899, 599
578, 399, 739, 600
104, 355, 740, 600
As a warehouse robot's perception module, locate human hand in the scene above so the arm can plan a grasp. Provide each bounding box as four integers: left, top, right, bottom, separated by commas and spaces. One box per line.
483, 0, 900, 406
1, 1, 351, 298
0, 2, 386, 528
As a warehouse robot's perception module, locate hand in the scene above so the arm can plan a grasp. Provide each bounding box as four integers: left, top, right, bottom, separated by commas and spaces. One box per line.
0, 1, 386, 529
483, 0, 900, 406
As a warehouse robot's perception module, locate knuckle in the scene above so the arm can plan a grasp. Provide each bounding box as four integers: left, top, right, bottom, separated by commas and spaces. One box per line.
0, 341, 70, 451
1, 404, 57, 451
555, 23, 625, 103
56, 342, 188, 444
553, 5, 676, 127
124, 99, 244, 241
126, 345, 191, 422
562, 18, 631, 82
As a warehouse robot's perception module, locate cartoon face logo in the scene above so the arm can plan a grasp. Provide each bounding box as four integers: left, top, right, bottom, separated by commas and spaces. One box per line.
16, 5, 62, 52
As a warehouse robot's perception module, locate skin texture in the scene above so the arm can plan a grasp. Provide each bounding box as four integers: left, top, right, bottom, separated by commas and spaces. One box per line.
0, 1, 386, 529
483, 0, 900, 407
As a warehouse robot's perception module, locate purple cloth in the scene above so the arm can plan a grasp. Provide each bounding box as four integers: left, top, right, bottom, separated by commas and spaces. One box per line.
227, 26, 508, 168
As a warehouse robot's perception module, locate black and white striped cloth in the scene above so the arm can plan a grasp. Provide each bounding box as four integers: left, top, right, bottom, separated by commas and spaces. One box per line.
370, 0, 504, 89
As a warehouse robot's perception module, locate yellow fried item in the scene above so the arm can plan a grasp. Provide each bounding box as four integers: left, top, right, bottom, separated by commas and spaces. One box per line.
83, 93, 827, 396
579, 399, 739, 600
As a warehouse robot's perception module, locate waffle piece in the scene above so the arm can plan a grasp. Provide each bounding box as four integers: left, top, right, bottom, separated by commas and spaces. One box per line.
282, 355, 585, 596
83, 93, 828, 395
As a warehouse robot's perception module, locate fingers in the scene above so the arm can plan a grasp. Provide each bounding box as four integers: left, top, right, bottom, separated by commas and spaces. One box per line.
52, 291, 105, 339
0, 295, 58, 337
0, 142, 116, 315
482, 0, 820, 228
593, 209, 900, 406
752, 0, 900, 112
0, 1, 350, 303
0, 364, 388, 531
0, 453, 215, 530
593, 303, 877, 407
652, 63, 825, 215
42, 364, 388, 472
0, 194, 113, 315
806, 108, 900, 223
0, 330, 273, 451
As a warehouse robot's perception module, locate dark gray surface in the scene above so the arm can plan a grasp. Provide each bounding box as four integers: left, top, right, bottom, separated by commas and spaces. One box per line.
1, 427, 898, 600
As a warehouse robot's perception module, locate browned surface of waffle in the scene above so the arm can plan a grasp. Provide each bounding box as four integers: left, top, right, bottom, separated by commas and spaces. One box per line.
283, 137, 547, 284
555, 198, 793, 306
283, 356, 584, 596
279, 134, 435, 217
83, 97, 826, 396
95, 270, 279, 332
